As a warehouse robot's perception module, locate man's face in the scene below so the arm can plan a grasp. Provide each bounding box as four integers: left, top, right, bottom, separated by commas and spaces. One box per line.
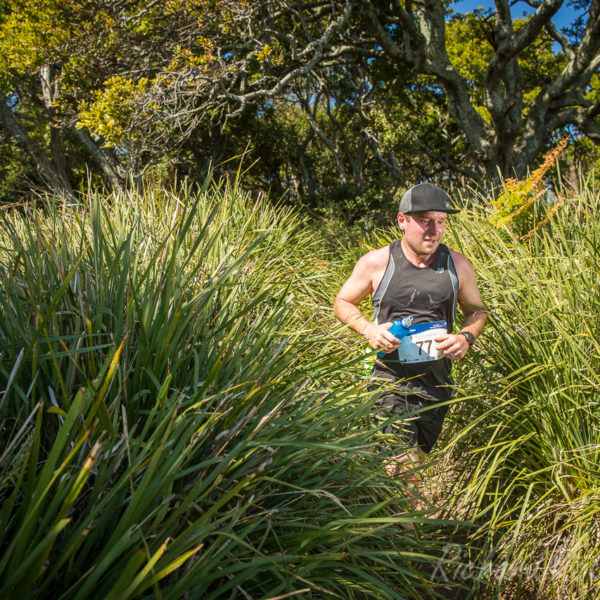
397, 210, 448, 256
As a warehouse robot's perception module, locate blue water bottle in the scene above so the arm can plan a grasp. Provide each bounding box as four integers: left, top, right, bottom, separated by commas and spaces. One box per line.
377, 315, 414, 357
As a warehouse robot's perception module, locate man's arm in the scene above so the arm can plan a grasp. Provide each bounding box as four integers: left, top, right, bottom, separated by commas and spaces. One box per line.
435, 251, 487, 360
454, 252, 488, 339
333, 248, 402, 354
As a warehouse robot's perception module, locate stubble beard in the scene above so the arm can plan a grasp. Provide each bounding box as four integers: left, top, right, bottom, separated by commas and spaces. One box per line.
402, 236, 441, 266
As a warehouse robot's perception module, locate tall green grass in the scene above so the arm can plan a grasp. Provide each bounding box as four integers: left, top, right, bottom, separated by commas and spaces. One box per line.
327, 173, 600, 599
0, 181, 474, 599
442, 182, 600, 598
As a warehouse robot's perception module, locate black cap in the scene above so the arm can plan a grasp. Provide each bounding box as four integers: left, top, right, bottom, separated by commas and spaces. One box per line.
398, 183, 460, 214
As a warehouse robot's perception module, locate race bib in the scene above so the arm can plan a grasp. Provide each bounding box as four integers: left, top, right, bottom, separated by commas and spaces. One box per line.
396, 320, 447, 364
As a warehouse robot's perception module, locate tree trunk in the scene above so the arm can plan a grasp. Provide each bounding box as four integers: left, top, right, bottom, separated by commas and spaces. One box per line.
0, 93, 77, 205
72, 127, 127, 193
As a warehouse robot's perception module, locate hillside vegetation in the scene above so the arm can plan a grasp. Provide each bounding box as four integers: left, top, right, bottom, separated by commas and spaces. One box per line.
0, 170, 599, 598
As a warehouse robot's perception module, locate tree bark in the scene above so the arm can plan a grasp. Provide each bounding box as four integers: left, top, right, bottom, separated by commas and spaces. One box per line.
356, 0, 600, 181
72, 127, 127, 193
0, 93, 77, 205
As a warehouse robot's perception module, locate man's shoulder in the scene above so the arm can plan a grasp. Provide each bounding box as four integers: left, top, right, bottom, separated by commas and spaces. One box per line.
358, 244, 390, 270
448, 248, 476, 280
448, 247, 472, 266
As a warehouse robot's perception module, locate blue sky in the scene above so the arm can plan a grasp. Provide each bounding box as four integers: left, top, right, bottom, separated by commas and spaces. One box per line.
452, 0, 584, 30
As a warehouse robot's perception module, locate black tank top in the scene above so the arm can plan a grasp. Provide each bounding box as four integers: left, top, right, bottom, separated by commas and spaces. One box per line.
372, 240, 459, 401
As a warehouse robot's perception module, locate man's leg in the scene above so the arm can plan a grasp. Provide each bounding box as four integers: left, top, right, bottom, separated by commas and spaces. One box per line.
386, 399, 451, 513
371, 388, 427, 496
384, 446, 425, 478
370, 372, 447, 490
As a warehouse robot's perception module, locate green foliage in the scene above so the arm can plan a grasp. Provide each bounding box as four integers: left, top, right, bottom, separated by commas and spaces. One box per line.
77, 76, 151, 148
446, 12, 565, 116
0, 0, 71, 76
0, 180, 470, 598
0, 0, 594, 219
569, 133, 600, 186
490, 137, 568, 238
443, 177, 600, 597
0, 133, 30, 202
446, 13, 493, 96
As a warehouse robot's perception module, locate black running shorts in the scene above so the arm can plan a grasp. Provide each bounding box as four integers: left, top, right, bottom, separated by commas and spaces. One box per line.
370, 367, 451, 454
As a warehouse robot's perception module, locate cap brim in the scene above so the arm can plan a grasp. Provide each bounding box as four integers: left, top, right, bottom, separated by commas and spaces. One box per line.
403, 206, 461, 214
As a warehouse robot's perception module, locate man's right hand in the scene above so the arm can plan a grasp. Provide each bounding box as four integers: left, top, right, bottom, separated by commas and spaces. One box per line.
363, 321, 402, 354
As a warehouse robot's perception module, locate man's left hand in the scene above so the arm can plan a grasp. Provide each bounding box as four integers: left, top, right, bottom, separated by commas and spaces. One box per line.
434, 334, 470, 361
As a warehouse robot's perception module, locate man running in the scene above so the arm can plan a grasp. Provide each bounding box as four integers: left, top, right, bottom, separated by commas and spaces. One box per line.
333, 183, 487, 477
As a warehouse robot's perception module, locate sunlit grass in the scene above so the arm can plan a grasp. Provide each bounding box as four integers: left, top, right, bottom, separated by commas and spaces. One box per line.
6, 165, 597, 598
441, 177, 600, 598
329, 169, 600, 598
0, 179, 471, 599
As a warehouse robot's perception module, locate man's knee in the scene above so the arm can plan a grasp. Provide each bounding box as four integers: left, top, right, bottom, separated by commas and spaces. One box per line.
384, 448, 425, 478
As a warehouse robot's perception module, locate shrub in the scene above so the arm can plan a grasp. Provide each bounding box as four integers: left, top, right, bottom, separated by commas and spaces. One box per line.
0, 180, 469, 599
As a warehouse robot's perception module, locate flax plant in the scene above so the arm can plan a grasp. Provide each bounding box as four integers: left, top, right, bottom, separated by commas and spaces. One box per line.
442, 177, 600, 598
313, 161, 600, 598
0, 181, 471, 599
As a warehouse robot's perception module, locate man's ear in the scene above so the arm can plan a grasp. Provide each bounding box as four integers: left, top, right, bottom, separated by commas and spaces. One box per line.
397, 212, 408, 232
